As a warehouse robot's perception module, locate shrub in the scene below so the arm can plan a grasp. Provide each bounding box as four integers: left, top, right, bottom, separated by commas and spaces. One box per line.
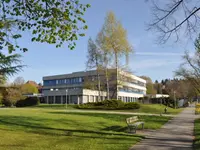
2, 87, 21, 107
16, 97, 40, 107
124, 102, 140, 109
195, 104, 200, 114
102, 99, 124, 109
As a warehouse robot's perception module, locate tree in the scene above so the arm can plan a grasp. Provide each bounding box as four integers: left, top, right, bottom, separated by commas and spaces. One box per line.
96, 11, 133, 99
98, 11, 132, 69
0, 53, 24, 84
13, 76, 25, 86
2, 87, 21, 106
86, 38, 102, 101
0, 0, 90, 52
21, 83, 39, 94
175, 34, 200, 94
147, 0, 200, 43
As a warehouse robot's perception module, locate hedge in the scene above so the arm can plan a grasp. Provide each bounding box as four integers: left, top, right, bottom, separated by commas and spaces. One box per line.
78, 99, 140, 110
16, 97, 40, 107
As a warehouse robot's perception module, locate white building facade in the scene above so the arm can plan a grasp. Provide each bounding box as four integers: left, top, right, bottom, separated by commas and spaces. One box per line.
42, 69, 146, 104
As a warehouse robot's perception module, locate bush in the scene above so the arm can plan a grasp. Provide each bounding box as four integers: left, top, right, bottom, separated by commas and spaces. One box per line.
124, 102, 140, 109
16, 97, 40, 107
102, 99, 124, 109
195, 104, 200, 114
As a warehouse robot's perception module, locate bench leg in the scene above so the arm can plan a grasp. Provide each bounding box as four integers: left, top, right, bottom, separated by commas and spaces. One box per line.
142, 123, 144, 130
135, 126, 137, 133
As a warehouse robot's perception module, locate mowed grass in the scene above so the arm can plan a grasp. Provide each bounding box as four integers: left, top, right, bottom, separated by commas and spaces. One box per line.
194, 118, 200, 149
118, 104, 184, 114
35, 104, 183, 115
0, 108, 171, 150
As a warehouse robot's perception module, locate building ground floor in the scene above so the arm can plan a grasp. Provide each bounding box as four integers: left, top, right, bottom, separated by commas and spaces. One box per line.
43, 89, 145, 104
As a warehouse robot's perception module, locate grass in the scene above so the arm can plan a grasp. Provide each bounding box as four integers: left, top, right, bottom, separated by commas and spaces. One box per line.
35, 103, 183, 115
194, 118, 200, 149
0, 108, 171, 150
32, 104, 77, 109
118, 104, 184, 115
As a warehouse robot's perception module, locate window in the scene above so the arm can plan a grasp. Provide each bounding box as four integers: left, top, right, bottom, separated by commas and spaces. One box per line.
79, 77, 82, 83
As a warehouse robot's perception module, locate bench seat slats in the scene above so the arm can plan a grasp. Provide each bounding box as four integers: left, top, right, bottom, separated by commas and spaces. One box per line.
126, 116, 144, 133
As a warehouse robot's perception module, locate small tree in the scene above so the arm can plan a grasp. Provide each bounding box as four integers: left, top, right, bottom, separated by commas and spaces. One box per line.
2, 87, 21, 107
21, 83, 39, 94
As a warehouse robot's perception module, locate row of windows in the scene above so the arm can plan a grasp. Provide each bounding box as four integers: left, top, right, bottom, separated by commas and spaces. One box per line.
119, 87, 145, 94
121, 76, 146, 87
44, 77, 84, 86
118, 96, 138, 102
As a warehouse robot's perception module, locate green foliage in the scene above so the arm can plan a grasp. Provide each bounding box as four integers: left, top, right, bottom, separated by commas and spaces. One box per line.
0, 1, 91, 52
78, 99, 140, 110
124, 102, 140, 109
21, 83, 38, 94
97, 11, 133, 68
16, 97, 39, 107
0, 53, 24, 81
102, 99, 124, 109
2, 87, 21, 106
2, 82, 38, 107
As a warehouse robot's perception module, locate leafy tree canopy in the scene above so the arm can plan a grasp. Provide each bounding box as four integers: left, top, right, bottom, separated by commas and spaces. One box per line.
0, 0, 90, 53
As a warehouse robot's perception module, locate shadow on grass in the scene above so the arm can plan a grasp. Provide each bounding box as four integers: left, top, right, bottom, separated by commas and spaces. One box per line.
48, 111, 171, 124
0, 115, 144, 139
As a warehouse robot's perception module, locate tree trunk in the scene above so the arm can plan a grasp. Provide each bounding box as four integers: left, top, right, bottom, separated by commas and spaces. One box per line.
114, 52, 118, 100
105, 67, 110, 100
96, 67, 101, 102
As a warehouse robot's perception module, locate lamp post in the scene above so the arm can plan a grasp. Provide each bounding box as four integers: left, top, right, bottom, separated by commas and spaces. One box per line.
65, 89, 68, 110
174, 91, 176, 109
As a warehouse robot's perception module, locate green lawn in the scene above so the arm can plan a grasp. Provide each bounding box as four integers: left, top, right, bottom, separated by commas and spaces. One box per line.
0, 108, 171, 150
118, 104, 184, 114
35, 104, 183, 115
194, 118, 200, 149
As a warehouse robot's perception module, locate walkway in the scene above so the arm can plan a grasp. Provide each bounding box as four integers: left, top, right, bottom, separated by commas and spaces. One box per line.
130, 105, 196, 150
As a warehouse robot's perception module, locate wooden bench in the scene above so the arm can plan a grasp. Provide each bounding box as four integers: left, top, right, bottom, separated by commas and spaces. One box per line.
126, 116, 144, 133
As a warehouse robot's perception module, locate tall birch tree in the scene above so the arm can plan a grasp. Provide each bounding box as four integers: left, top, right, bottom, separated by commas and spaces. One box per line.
97, 11, 133, 99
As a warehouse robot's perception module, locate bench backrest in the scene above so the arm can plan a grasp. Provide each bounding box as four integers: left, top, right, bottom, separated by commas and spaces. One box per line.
126, 116, 138, 124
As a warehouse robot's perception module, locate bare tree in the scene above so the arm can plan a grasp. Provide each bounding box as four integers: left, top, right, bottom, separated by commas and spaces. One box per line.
13, 76, 25, 86
147, 0, 200, 43
175, 34, 200, 93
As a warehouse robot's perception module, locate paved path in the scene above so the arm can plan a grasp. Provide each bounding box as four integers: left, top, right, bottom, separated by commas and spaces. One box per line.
130, 105, 196, 150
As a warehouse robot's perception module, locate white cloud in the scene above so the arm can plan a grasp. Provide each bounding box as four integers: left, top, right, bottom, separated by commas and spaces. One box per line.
130, 59, 181, 70
135, 52, 184, 56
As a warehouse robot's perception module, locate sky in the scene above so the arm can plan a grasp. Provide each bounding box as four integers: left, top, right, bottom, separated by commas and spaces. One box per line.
8, 0, 196, 83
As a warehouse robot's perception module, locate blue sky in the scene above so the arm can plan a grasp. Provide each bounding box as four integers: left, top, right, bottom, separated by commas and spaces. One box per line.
8, 0, 196, 83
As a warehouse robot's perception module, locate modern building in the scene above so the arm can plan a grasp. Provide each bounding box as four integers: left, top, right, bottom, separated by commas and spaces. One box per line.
42, 69, 146, 104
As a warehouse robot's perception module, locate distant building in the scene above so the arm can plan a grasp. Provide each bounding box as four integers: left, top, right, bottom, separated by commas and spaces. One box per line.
42, 69, 147, 104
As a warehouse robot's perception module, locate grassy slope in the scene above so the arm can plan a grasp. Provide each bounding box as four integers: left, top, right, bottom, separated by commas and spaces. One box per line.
118, 104, 184, 114
0, 108, 171, 150
194, 118, 200, 149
